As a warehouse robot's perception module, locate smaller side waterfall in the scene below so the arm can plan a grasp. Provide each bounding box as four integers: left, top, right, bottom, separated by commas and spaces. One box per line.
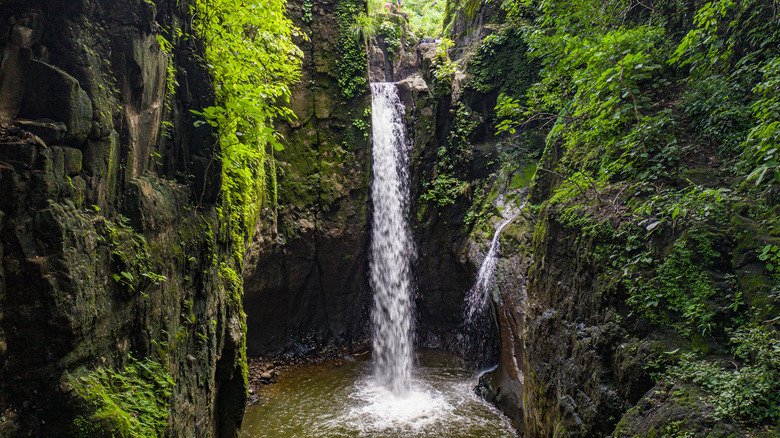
464, 199, 527, 322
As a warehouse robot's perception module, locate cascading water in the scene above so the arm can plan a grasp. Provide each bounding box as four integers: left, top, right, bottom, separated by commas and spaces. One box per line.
369, 82, 414, 395
240, 83, 519, 438
464, 199, 527, 322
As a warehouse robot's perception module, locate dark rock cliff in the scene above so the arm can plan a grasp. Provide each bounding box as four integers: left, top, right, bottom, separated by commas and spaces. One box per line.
446, 4, 780, 437
0, 1, 244, 436
242, 0, 374, 356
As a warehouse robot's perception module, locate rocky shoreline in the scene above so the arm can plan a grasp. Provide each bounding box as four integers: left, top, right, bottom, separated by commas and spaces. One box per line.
246, 344, 371, 404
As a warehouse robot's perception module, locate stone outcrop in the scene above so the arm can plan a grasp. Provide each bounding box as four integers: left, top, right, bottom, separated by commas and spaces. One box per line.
0, 1, 245, 436
367, 13, 418, 83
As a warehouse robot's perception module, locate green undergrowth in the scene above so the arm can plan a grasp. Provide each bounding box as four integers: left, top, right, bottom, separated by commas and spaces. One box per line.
338, 0, 368, 99
666, 326, 780, 425
500, 0, 780, 429
404, 0, 446, 39
67, 357, 174, 438
191, 0, 302, 265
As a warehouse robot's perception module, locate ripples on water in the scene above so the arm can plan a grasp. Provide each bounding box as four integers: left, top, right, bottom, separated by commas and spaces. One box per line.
240, 350, 517, 438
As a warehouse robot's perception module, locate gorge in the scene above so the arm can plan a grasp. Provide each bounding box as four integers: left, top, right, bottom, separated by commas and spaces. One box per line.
1, 0, 779, 437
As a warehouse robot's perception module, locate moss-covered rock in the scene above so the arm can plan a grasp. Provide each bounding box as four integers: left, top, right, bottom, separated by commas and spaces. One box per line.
0, 1, 247, 436
612, 381, 773, 438
242, 0, 373, 356
64, 358, 174, 438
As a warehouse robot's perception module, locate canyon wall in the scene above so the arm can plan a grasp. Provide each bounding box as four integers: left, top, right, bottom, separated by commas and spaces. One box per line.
446, 2, 780, 437
0, 1, 245, 436
242, 0, 374, 356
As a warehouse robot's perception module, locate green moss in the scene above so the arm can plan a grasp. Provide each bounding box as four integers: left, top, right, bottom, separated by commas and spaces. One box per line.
510, 163, 537, 191
67, 357, 174, 438
468, 27, 539, 98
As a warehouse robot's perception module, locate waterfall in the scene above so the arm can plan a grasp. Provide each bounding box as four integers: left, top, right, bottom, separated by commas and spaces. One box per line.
464, 200, 527, 323
369, 82, 414, 395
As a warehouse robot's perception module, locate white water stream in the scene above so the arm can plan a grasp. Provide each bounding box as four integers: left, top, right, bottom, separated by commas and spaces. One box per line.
369, 82, 414, 395
240, 83, 518, 437
464, 199, 527, 322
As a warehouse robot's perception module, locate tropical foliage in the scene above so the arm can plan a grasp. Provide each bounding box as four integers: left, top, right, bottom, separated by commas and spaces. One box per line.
491, 0, 780, 428
191, 0, 303, 261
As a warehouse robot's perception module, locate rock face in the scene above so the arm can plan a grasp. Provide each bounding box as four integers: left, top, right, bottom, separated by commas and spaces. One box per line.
367, 13, 418, 83
443, 0, 505, 49
0, 1, 245, 436
480, 209, 628, 436
19, 60, 93, 145
242, 0, 373, 356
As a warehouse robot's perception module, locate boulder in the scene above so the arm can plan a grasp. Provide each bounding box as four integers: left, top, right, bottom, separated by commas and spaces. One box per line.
19, 60, 92, 146
0, 45, 27, 121
16, 119, 66, 145
0, 142, 36, 167
10, 24, 37, 49
61, 146, 82, 176
369, 45, 387, 83
396, 73, 429, 107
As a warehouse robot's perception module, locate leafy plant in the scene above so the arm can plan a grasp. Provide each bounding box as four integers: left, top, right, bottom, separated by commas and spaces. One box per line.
113, 271, 135, 290
192, 0, 302, 264
69, 357, 175, 437
758, 244, 780, 275
432, 38, 459, 81
351, 13, 378, 48
302, 0, 313, 23
378, 20, 402, 54
667, 326, 780, 424
420, 172, 470, 208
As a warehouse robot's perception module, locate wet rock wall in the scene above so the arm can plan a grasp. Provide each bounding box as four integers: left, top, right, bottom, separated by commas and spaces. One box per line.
242, 0, 373, 356
0, 1, 244, 436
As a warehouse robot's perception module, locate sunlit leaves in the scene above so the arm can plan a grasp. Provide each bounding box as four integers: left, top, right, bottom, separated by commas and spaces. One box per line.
192, 0, 303, 258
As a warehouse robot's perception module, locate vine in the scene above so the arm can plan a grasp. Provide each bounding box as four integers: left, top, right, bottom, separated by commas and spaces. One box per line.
191, 0, 303, 264
337, 0, 368, 99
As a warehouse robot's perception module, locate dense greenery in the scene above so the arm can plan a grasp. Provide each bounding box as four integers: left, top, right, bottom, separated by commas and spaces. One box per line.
403, 0, 446, 38
68, 357, 174, 437
492, 0, 780, 429
338, 0, 369, 99
192, 0, 303, 265
467, 27, 538, 97
668, 326, 780, 424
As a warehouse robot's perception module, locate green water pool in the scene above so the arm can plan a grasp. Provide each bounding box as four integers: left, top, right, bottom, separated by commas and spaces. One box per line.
240, 350, 517, 437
